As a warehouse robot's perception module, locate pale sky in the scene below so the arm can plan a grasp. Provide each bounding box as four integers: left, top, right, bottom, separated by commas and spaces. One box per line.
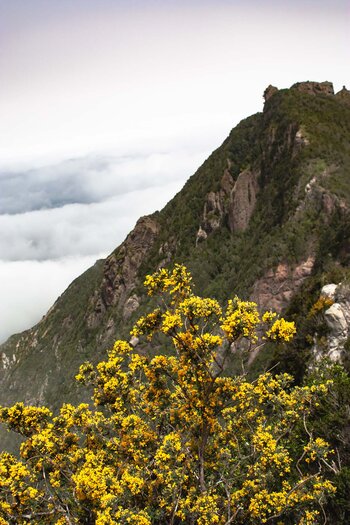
0, 0, 349, 342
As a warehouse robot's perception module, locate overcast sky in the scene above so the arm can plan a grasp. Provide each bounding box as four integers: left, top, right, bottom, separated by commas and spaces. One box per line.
0, 0, 349, 342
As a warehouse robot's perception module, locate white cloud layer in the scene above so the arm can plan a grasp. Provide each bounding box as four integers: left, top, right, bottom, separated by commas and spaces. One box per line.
0, 180, 184, 261
0, 256, 101, 344
0, 149, 204, 261
0, 150, 204, 215
0, 149, 206, 342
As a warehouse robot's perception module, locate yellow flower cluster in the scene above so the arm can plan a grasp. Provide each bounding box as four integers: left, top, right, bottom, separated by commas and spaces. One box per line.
0, 452, 41, 521
161, 310, 182, 333
220, 297, 260, 342
0, 265, 335, 525
179, 296, 222, 319
304, 437, 333, 463
0, 403, 52, 436
144, 263, 192, 299
266, 317, 297, 342
130, 308, 162, 338
308, 296, 334, 318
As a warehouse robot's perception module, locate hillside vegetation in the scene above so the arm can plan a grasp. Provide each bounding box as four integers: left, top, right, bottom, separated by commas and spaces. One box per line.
0, 84, 350, 518
0, 266, 340, 525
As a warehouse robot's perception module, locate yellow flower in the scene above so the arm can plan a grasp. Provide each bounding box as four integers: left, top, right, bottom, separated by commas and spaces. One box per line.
266, 318, 296, 342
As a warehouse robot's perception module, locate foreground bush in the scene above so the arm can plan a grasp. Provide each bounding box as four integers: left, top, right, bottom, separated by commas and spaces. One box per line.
0, 265, 335, 524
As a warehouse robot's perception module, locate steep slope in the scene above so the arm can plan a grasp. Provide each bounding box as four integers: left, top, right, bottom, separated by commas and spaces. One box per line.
1, 81, 350, 416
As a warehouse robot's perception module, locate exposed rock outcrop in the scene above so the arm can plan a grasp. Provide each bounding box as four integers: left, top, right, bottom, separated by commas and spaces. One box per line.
263, 85, 279, 102
335, 86, 350, 106
251, 256, 315, 313
196, 226, 208, 245
294, 128, 310, 147
123, 294, 141, 320
196, 165, 259, 242
87, 215, 159, 328
201, 191, 225, 234
228, 169, 259, 232
291, 81, 334, 96
196, 167, 233, 243
158, 240, 175, 267
313, 283, 350, 362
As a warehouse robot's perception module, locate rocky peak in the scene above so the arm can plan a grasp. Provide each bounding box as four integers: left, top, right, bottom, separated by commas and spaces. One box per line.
263, 81, 335, 110
335, 86, 350, 106
263, 85, 279, 102
291, 81, 334, 97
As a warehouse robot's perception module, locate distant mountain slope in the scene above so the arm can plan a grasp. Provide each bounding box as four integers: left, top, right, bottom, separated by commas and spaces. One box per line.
1, 81, 350, 420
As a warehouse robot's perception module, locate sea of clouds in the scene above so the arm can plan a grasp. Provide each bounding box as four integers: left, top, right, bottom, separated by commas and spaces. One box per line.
0, 149, 204, 343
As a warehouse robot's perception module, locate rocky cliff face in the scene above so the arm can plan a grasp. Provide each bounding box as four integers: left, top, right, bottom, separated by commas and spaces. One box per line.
196, 166, 259, 244
264, 81, 349, 108
86, 216, 159, 335
313, 283, 350, 363
0, 216, 159, 410
251, 256, 315, 313
291, 81, 335, 96
1, 80, 350, 421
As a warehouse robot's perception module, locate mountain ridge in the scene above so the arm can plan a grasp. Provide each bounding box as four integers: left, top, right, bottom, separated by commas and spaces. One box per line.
1, 80, 350, 416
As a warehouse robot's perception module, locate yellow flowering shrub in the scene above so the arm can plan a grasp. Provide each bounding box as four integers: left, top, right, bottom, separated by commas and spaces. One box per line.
308, 296, 334, 318
0, 265, 336, 524
266, 318, 297, 342
220, 297, 260, 342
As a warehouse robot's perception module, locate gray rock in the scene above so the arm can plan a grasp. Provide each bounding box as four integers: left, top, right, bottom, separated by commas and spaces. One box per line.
129, 336, 139, 347
325, 303, 348, 336
228, 169, 259, 233
321, 284, 338, 300
123, 294, 140, 320
313, 284, 350, 363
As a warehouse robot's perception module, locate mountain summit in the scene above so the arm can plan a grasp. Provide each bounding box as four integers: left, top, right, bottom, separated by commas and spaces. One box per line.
1, 81, 350, 415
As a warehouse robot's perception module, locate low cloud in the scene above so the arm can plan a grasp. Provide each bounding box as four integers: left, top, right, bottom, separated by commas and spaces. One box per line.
0, 149, 204, 261
0, 150, 202, 215
0, 256, 101, 344
0, 148, 205, 341
0, 181, 184, 261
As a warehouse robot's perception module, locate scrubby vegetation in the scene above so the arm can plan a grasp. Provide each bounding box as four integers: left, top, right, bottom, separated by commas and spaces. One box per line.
0, 266, 342, 524
1, 86, 350, 521
139, 85, 350, 309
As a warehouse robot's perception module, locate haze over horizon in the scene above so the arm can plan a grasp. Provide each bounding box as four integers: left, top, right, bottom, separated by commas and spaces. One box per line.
0, 0, 349, 342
